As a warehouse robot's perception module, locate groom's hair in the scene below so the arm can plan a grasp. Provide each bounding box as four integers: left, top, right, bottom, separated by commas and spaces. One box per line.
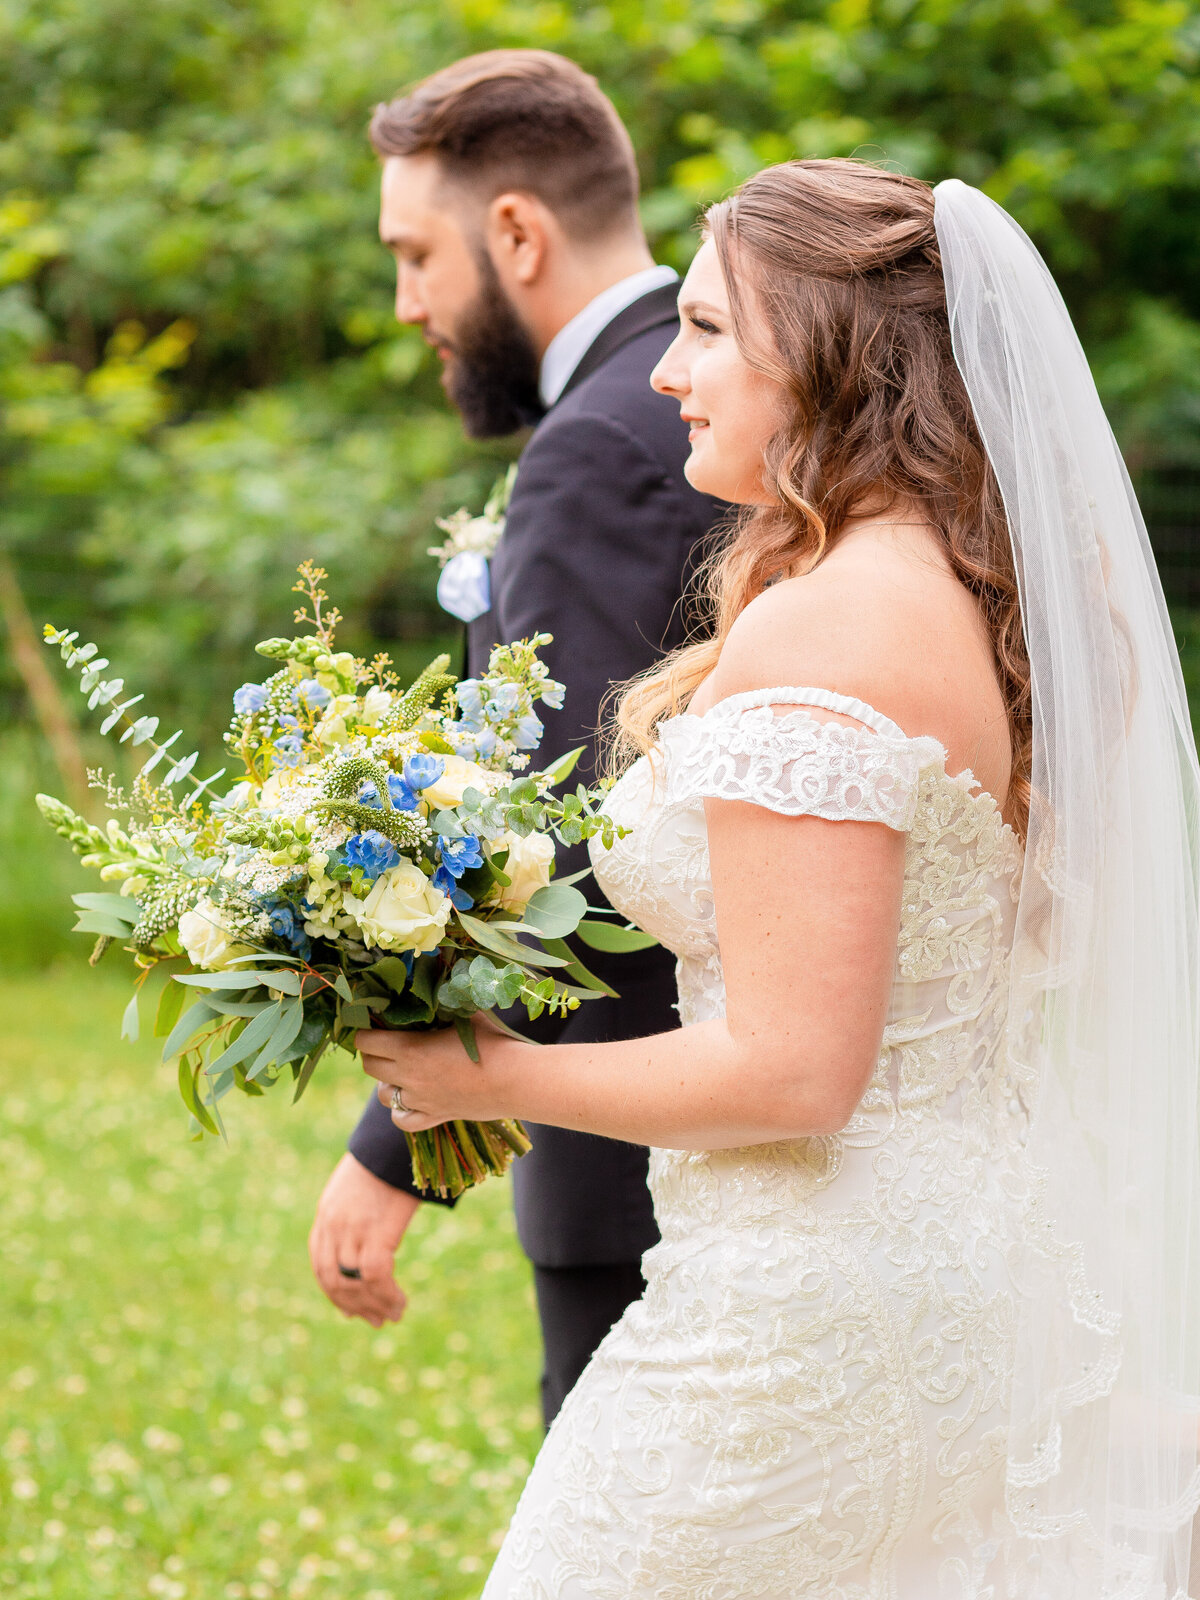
369, 50, 641, 242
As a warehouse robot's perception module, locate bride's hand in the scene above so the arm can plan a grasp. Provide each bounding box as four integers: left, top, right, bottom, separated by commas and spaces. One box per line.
357, 1022, 513, 1132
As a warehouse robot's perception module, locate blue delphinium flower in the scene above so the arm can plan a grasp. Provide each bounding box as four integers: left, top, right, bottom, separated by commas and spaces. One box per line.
358, 771, 419, 812
344, 830, 400, 879
273, 732, 304, 767
432, 865, 473, 910
437, 834, 484, 879
403, 752, 445, 793
455, 679, 485, 725
233, 682, 269, 715
432, 832, 482, 910
513, 711, 543, 751
267, 902, 312, 958
486, 682, 521, 720
295, 679, 332, 711
540, 678, 565, 710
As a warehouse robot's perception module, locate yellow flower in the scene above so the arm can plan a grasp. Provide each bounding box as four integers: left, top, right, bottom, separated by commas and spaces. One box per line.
313, 693, 359, 749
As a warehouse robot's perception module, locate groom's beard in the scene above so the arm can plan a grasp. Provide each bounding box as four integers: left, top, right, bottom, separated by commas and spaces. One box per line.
442, 253, 546, 439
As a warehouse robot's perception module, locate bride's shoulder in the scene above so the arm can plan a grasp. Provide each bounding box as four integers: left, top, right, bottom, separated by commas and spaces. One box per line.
706, 535, 996, 745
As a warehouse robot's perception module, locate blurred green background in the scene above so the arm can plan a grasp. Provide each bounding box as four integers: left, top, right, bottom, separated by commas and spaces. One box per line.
2, 5, 1199, 1595
2, 0, 1200, 967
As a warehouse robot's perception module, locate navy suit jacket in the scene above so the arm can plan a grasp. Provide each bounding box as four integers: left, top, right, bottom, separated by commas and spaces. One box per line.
348, 283, 724, 1267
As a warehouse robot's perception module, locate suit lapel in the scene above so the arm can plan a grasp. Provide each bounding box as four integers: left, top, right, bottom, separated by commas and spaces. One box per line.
468, 283, 681, 673
555, 282, 680, 403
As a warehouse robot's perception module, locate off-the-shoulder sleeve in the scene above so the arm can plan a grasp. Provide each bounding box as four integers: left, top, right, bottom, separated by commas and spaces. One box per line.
656, 699, 945, 832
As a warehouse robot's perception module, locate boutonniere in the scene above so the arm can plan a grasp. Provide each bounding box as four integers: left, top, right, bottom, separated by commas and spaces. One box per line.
427, 465, 516, 570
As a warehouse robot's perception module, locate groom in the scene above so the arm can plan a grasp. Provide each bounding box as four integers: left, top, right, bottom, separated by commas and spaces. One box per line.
308, 49, 721, 1423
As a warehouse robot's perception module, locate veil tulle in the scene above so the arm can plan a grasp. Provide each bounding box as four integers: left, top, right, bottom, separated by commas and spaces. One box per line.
934, 179, 1200, 1597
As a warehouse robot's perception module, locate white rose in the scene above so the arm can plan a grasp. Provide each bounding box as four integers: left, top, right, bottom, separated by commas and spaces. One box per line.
360, 686, 393, 725
178, 898, 254, 971
495, 830, 555, 911
423, 754, 492, 809
343, 858, 451, 954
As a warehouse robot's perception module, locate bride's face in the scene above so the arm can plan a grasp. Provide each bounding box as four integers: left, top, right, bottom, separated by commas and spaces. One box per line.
651, 239, 788, 505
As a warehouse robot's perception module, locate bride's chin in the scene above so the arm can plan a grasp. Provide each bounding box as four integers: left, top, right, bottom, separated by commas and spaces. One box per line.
683, 447, 721, 498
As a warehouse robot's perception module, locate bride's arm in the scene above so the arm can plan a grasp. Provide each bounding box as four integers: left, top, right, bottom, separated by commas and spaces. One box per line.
358, 795, 906, 1151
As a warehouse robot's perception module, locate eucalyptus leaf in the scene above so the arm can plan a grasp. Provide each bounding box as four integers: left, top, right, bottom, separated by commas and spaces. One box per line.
540, 937, 619, 998
455, 910, 569, 969
206, 1002, 284, 1075
367, 956, 412, 995
204, 997, 273, 1018
292, 1045, 327, 1104
121, 992, 140, 1042
175, 971, 277, 990
72, 892, 138, 921
246, 998, 304, 1080
453, 1015, 480, 1063
162, 998, 216, 1062
575, 920, 660, 953
155, 976, 187, 1038
519, 883, 588, 939
73, 912, 137, 938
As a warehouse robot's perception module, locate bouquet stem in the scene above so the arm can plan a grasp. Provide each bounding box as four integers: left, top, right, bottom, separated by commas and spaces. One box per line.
406, 1118, 532, 1200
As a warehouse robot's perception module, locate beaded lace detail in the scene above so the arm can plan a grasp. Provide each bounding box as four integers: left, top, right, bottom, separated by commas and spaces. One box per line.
483, 688, 1028, 1600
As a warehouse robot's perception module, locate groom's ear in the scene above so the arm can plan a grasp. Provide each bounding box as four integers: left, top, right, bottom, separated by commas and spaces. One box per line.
485, 192, 554, 288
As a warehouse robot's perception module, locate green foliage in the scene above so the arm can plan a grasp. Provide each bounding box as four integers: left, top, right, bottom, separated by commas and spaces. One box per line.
2, 0, 1198, 745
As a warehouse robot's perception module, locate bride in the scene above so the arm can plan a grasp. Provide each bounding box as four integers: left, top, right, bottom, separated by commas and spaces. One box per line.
358, 160, 1200, 1598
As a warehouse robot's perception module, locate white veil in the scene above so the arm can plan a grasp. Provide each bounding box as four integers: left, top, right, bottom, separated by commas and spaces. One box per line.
934, 179, 1200, 1597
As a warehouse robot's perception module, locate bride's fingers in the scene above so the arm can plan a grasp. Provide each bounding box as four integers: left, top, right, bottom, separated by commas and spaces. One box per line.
361, 1052, 398, 1084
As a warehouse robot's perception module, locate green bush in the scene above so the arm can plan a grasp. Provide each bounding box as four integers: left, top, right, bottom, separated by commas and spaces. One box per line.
2, 0, 1198, 738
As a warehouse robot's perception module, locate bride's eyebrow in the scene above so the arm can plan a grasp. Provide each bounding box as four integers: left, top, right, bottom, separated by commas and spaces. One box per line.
679, 300, 725, 321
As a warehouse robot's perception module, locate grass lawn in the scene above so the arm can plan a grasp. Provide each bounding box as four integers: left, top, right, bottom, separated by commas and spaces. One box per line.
0, 968, 541, 1600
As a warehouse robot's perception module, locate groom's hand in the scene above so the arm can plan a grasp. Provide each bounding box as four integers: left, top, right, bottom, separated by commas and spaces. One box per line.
309, 1153, 419, 1327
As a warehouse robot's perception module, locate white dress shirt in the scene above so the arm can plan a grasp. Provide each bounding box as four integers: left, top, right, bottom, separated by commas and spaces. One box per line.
537, 264, 679, 408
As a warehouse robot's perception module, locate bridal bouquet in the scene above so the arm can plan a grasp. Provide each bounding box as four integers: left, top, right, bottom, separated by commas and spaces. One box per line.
36, 563, 641, 1197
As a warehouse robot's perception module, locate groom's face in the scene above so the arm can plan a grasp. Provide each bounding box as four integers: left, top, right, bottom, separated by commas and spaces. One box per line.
379, 155, 544, 438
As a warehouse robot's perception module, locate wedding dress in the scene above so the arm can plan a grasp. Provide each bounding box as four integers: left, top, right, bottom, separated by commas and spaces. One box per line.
483, 687, 1031, 1599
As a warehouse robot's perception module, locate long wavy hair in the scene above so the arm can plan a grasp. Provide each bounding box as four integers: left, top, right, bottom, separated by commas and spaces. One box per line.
613, 159, 1032, 836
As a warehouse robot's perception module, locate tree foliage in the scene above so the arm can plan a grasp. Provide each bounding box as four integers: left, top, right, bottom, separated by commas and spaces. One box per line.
2, 0, 1198, 734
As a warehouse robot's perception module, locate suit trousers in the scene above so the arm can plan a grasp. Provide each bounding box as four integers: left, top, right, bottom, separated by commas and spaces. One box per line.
533, 1260, 647, 1427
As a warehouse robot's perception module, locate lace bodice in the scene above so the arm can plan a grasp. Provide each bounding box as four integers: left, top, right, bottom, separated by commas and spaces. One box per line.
486, 689, 1031, 1600
591, 687, 1022, 1041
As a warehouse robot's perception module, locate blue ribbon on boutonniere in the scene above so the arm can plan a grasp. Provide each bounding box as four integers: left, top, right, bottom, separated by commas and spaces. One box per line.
437, 550, 491, 623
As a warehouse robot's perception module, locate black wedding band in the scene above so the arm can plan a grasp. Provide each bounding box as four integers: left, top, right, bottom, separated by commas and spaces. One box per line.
337, 1264, 363, 1280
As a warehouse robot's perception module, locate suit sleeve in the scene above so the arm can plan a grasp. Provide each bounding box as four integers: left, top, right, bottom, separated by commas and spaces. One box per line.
491, 411, 696, 786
